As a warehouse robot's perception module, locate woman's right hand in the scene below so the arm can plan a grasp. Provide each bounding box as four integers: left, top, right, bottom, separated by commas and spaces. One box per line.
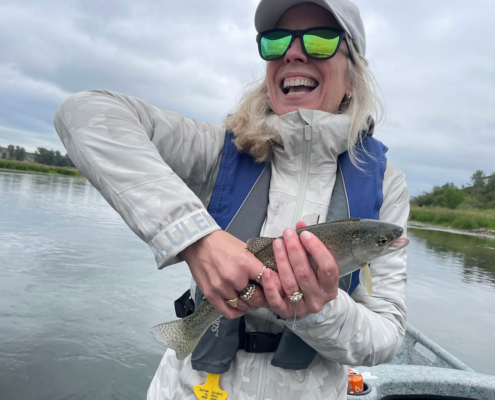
180, 230, 270, 319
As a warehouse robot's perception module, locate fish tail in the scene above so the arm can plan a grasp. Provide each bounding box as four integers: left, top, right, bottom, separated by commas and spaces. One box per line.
151, 300, 221, 360
151, 317, 205, 361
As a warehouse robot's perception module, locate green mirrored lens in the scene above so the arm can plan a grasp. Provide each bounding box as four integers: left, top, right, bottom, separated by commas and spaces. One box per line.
260, 31, 292, 60
303, 29, 340, 58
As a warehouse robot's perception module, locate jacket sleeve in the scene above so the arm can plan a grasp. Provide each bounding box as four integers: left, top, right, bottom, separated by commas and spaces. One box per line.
284, 162, 409, 366
54, 90, 225, 269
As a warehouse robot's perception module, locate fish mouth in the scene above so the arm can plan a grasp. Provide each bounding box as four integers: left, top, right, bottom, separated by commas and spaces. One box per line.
388, 237, 410, 251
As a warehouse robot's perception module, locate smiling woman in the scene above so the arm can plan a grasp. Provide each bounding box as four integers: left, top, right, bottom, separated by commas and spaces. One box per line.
54, 0, 409, 399
227, 3, 382, 165
267, 4, 350, 114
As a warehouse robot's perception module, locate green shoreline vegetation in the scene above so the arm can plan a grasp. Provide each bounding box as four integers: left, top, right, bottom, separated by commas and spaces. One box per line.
409, 170, 495, 231
409, 205, 495, 231
0, 159, 83, 177
0, 144, 82, 177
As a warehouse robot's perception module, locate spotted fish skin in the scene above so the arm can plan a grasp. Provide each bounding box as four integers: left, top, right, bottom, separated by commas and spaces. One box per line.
248, 218, 404, 277
151, 299, 221, 360
151, 218, 408, 360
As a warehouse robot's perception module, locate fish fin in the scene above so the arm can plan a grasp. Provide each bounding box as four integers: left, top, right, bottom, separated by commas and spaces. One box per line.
360, 263, 373, 297
325, 218, 362, 224
246, 237, 276, 254
150, 301, 214, 360
151, 319, 203, 360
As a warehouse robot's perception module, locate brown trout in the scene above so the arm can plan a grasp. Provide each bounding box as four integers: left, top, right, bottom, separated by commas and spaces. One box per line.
151, 218, 409, 360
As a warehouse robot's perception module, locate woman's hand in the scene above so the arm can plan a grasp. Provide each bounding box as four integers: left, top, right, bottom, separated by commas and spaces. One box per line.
180, 230, 277, 319
261, 221, 340, 319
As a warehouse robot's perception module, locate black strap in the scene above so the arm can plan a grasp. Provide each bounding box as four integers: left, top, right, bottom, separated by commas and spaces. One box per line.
238, 318, 282, 353
239, 332, 283, 353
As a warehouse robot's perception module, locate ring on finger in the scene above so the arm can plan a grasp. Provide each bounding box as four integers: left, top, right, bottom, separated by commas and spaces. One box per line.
289, 291, 304, 303
226, 297, 239, 308
256, 266, 267, 284
239, 283, 256, 301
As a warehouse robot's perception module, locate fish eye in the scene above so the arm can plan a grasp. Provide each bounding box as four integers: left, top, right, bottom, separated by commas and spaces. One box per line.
378, 236, 389, 246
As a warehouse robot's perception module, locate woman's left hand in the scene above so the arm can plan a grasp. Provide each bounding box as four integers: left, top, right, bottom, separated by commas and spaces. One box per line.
261, 221, 340, 319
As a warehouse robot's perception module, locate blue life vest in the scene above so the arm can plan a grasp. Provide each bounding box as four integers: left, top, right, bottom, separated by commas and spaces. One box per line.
190, 129, 388, 373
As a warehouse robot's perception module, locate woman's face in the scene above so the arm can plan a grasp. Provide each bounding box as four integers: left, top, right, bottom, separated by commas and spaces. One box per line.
266, 3, 350, 115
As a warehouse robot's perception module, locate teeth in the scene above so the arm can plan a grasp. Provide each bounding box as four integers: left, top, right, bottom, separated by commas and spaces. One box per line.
287, 91, 307, 96
283, 78, 318, 89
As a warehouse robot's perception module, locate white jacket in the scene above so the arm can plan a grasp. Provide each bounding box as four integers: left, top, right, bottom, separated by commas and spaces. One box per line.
55, 90, 409, 400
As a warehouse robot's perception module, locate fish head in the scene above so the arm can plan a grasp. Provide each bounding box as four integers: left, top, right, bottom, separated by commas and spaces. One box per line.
350, 220, 410, 264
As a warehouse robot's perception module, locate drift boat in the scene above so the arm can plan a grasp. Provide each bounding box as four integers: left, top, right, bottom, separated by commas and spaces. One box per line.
348, 323, 495, 399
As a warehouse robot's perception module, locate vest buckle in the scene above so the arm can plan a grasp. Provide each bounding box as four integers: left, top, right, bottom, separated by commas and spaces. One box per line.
241, 332, 283, 353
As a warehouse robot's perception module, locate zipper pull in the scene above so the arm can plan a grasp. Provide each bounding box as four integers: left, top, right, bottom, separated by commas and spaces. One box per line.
304, 124, 312, 141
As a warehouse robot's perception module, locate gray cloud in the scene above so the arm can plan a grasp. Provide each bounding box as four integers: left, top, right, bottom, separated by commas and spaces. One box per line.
0, 0, 493, 195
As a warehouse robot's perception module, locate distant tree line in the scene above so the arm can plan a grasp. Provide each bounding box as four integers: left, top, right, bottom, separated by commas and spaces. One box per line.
33, 147, 75, 168
1, 145, 26, 161
1, 144, 74, 168
412, 170, 495, 210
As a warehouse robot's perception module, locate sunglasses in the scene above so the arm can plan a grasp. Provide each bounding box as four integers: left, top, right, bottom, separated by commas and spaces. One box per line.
256, 27, 354, 62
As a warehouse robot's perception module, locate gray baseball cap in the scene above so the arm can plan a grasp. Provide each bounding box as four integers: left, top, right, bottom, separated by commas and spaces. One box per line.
254, 0, 366, 56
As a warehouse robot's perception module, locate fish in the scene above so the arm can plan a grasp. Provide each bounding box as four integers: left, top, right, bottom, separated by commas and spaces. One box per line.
150, 218, 410, 360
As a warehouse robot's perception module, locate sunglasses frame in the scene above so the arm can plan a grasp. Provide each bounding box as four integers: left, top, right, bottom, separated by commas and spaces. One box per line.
256, 27, 355, 63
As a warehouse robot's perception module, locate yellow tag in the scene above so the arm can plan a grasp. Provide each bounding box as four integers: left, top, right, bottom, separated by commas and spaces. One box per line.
194, 373, 228, 400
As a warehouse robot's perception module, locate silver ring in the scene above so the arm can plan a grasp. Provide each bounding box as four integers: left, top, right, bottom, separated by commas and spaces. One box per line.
256, 266, 267, 284
289, 291, 303, 303
239, 283, 256, 301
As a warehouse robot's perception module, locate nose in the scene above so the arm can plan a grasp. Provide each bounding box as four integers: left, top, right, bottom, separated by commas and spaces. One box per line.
284, 37, 308, 64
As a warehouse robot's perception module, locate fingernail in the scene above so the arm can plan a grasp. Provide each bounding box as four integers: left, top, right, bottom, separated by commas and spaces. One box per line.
283, 228, 293, 238
274, 239, 283, 249
300, 231, 312, 240
264, 269, 271, 279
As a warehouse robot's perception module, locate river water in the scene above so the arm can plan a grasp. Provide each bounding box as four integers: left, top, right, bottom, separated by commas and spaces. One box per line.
1, 171, 494, 399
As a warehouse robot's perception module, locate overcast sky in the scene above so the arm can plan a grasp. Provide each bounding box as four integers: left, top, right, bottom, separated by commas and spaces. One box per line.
1, 0, 494, 196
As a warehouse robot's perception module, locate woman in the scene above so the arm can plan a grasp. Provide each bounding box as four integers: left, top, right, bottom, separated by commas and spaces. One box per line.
54, 0, 409, 399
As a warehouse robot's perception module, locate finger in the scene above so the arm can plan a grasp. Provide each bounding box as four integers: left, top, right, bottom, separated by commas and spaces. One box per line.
246, 287, 269, 309
208, 294, 246, 319
204, 276, 247, 319
271, 269, 286, 298
244, 249, 267, 282
272, 236, 300, 297
262, 269, 289, 316
237, 287, 269, 311
237, 282, 266, 311
237, 298, 256, 312
299, 230, 339, 295
259, 268, 285, 298
283, 228, 319, 292
295, 220, 308, 230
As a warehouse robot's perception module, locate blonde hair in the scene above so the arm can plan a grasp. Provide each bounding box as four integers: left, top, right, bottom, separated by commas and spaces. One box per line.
225, 41, 383, 165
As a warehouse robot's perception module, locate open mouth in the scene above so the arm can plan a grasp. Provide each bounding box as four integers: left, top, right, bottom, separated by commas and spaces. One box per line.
281, 77, 319, 96
388, 237, 410, 251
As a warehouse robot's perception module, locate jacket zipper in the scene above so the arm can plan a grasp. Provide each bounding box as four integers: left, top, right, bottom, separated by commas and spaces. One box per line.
255, 310, 271, 400
290, 124, 312, 228
256, 125, 313, 400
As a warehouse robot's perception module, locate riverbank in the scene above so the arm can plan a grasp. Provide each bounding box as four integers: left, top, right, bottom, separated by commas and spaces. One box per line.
0, 159, 83, 177
409, 205, 495, 232
408, 221, 495, 240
